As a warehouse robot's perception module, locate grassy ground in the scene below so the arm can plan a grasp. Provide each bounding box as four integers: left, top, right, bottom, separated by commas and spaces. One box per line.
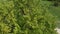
49, 6, 60, 20
42, 1, 60, 20
42, 1, 60, 28
48, 3, 60, 28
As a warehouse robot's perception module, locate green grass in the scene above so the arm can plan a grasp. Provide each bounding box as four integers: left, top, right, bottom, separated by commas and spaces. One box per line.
49, 6, 60, 20
42, 1, 60, 20
42, 1, 60, 28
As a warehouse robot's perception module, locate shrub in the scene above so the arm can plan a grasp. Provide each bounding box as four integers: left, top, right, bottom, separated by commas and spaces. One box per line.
0, 0, 57, 34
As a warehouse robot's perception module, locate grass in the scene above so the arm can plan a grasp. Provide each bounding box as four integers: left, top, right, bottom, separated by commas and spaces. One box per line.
42, 1, 60, 28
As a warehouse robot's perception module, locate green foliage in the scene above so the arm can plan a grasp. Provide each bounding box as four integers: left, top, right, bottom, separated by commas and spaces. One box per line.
0, 0, 57, 34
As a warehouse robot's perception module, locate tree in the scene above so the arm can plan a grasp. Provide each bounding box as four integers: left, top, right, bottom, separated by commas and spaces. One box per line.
0, 0, 57, 34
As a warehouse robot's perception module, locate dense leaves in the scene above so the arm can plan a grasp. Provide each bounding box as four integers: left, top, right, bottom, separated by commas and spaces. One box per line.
0, 0, 57, 34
